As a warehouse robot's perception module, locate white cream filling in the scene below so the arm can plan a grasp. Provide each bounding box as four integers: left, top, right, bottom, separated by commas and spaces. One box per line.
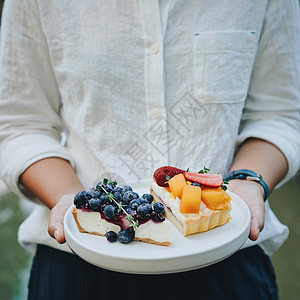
76, 210, 120, 234
135, 219, 172, 243
76, 209, 172, 243
151, 182, 212, 223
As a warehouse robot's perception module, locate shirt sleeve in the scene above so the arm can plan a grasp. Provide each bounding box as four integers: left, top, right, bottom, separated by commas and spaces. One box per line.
0, 0, 75, 199
237, 0, 300, 187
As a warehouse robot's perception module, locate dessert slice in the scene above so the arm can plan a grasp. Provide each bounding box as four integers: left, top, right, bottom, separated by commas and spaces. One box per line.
72, 179, 172, 246
150, 166, 231, 237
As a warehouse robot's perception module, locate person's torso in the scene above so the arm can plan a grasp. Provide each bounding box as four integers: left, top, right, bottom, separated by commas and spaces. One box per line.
37, 0, 265, 185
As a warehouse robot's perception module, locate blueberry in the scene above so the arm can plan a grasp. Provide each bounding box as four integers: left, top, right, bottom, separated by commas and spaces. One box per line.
137, 197, 148, 205
142, 193, 153, 204
151, 212, 165, 222
131, 191, 139, 199
122, 185, 132, 193
105, 231, 118, 242
191, 182, 201, 187
122, 191, 136, 204
88, 198, 102, 211
113, 186, 123, 193
125, 206, 134, 215
101, 183, 113, 193
95, 181, 103, 190
74, 191, 88, 208
137, 203, 152, 216
96, 178, 115, 189
117, 229, 134, 244
100, 194, 109, 203
153, 202, 165, 214
113, 191, 122, 201
129, 199, 139, 210
86, 188, 102, 199
100, 203, 108, 211
104, 205, 116, 220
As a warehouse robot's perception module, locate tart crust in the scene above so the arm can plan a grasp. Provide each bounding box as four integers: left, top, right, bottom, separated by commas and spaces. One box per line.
72, 208, 172, 246
150, 186, 231, 237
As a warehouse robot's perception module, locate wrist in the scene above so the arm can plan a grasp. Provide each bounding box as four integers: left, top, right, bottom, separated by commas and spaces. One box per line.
223, 169, 269, 201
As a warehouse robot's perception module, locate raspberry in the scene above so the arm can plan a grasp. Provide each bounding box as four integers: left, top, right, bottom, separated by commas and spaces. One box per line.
153, 166, 184, 187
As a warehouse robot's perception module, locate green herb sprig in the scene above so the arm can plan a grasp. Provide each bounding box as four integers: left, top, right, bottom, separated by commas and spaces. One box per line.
97, 179, 139, 231
221, 180, 228, 191
198, 166, 211, 174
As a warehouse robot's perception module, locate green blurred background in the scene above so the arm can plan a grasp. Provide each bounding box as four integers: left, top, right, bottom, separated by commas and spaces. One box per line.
0, 173, 299, 300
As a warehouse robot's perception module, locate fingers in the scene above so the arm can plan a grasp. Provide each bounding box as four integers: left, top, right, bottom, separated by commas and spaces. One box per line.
227, 179, 265, 241
249, 216, 261, 241
48, 194, 74, 244
48, 206, 66, 244
248, 196, 265, 241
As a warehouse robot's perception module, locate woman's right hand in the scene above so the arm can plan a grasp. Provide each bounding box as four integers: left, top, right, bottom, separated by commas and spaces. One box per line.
48, 193, 76, 244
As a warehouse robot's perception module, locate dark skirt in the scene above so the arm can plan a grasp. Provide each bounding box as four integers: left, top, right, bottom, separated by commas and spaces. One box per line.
28, 244, 278, 300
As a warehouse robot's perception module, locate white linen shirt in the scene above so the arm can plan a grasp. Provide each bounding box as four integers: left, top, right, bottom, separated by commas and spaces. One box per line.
0, 0, 300, 255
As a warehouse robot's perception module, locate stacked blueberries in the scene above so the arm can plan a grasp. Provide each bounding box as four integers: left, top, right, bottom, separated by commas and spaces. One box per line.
73, 179, 165, 244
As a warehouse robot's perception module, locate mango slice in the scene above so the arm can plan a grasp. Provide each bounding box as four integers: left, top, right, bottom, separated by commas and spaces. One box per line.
180, 185, 202, 214
168, 173, 187, 199
164, 187, 175, 199
201, 188, 231, 210
164, 187, 171, 193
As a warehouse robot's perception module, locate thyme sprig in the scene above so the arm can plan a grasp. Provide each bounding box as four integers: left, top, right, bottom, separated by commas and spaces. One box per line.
198, 166, 212, 174
97, 179, 139, 231
221, 180, 228, 191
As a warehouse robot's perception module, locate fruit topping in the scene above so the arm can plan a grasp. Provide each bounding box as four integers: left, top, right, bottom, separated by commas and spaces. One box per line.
168, 173, 187, 199
201, 188, 231, 210
113, 191, 122, 201
141, 193, 154, 204
86, 188, 102, 199
123, 190, 139, 204
151, 211, 165, 222
129, 199, 139, 210
153, 166, 184, 187
104, 204, 117, 220
180, 185, 202, 214
88, 198, 102, 211
137, 197, 149, 205
137, 203, 153, 217
152, 166, 231, 217
101, 183, 113, 193
105, 231, 118, 242
118, 228, 134, 244
74, 191, 89, 208
153, 202, 165, 214
184, 172, 223, 188
122, 185, 133, 193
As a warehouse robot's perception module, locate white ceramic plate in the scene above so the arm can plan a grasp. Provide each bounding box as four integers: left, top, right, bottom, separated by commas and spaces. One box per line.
64, 180, 251, 274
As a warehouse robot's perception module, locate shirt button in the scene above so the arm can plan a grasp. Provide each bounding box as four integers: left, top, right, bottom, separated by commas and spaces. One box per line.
151, 108, 161, 119
150, 43, 159, 54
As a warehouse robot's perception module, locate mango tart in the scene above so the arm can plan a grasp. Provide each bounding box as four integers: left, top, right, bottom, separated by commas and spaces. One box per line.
151, 166, 232, 236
